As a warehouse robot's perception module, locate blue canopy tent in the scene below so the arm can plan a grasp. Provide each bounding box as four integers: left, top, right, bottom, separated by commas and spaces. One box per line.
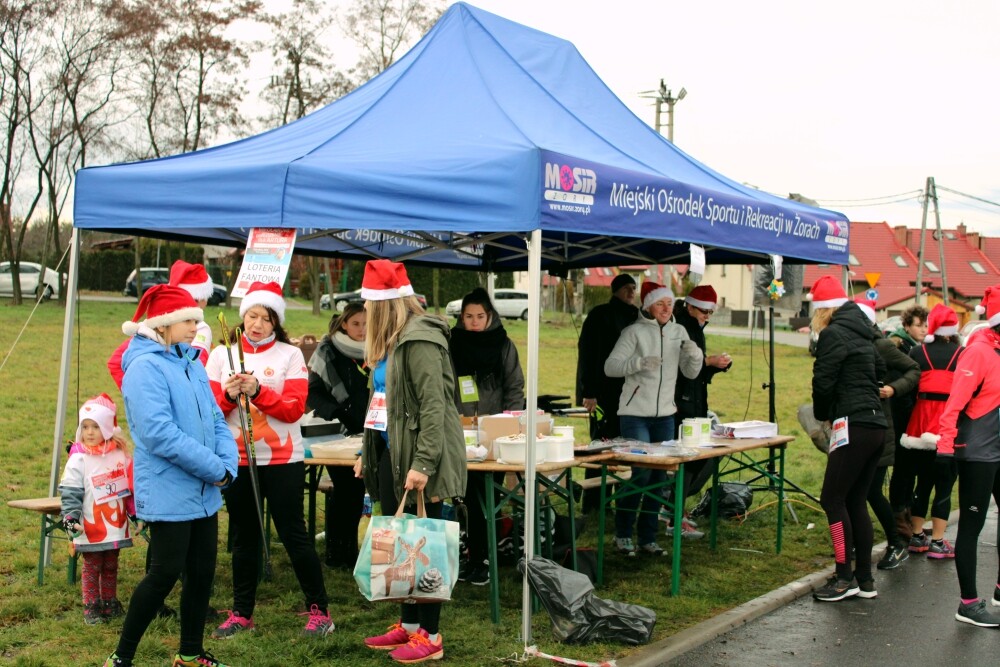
58, 2, 851, 639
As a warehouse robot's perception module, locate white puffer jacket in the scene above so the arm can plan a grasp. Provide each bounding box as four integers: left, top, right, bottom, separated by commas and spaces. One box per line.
604, 315, 704, 418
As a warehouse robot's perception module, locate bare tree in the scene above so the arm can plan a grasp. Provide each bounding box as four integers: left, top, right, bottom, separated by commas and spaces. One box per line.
339, 0, 443, 80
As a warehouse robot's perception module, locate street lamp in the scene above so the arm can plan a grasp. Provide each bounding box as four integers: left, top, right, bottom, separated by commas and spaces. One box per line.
640, 79, 687, 143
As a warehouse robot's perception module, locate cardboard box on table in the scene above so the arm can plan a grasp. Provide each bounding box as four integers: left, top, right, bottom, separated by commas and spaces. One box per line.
476, 412, 552, 461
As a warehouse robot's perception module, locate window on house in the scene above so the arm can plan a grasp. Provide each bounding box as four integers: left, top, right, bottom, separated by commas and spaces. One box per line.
945, 232, 956, 240
924, 261, 939, 272
970, 261, 986, 274
893, 255, 908, 268
849, 254, 861, 266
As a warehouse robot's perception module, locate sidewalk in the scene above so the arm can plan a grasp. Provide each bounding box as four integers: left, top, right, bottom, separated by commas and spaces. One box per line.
622, 507, 998, 666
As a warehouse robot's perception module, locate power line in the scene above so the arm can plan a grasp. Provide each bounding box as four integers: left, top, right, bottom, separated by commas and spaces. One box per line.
936, 185, 1000, 209
824, 195, 923, 208
815, 189, 923, 204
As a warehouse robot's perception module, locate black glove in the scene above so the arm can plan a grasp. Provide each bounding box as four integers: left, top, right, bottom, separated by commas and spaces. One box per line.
63, 516, 82, 538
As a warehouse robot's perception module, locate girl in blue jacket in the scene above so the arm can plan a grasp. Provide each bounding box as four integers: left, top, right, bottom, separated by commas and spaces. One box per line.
104, 285, 239, 667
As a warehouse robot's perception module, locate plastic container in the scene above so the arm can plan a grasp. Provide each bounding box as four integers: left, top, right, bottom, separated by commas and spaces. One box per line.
463, 429, 479, 446
545, 432, 575, 462
494, 434, 548, 465
680, 418, 713, 445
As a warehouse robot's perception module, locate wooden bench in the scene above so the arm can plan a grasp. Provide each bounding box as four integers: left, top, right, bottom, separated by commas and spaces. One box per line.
7, 496, 78, 585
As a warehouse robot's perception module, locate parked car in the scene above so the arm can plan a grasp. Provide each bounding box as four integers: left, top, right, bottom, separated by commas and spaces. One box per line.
445, 288, 530, 320
960, 320, 989, 347
124, 267, 227, 305
320, 288, 427, 310
0, 261, 62, 300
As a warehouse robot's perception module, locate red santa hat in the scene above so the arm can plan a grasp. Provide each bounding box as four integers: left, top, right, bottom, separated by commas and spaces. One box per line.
685, 285, 718, 311
75, 393, 122, 443
975, 284, 1000, 328
806, 275, 848, 309
640, 281, 674, 310
853, 295, 877, 324
239, 281, 286, 324
122, 284, 202, 336
923, 303, 959, 343
360, 259, 415, 301
169, 259, 214, 302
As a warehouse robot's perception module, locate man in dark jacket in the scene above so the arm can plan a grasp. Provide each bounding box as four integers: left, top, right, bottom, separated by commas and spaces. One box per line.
576, 273, 639, 510
673, 286, 732, 504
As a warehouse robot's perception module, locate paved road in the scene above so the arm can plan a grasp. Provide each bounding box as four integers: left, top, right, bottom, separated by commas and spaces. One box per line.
705, 325, 810, 349
670, 508, 999, 666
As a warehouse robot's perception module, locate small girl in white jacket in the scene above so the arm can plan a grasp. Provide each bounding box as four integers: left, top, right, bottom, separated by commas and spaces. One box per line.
604, 283, 702, 556
59, 394, 136, 625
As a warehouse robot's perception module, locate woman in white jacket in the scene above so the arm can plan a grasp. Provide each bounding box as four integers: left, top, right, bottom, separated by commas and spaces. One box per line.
604, 282, 703, 556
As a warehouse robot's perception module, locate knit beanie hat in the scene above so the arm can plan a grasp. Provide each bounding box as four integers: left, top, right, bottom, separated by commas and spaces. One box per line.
360, 259, 414, 301
853, 295, 877, 324
923, 303, 959, 343
75, 393, 122, 443
686, 285, 718, 311
807, 275, 848, 309
610, 273, 636, 293
122, 284, 202, 336
239, 281, 286, 324
169, 259, 214, 302
640, 281, 674, 310
975, 284, 1000, 328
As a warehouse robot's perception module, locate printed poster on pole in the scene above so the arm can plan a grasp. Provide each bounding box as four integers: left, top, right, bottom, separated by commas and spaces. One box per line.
232, 228, 297, 298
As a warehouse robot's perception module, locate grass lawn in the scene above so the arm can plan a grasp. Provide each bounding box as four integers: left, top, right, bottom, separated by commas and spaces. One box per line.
0, 299, 838, 666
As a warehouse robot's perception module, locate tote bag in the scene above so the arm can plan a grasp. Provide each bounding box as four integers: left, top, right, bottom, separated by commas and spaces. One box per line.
354, 490, 460, 603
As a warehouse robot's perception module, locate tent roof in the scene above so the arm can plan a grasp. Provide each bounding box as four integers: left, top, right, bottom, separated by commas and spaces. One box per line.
74, 2, 850, 269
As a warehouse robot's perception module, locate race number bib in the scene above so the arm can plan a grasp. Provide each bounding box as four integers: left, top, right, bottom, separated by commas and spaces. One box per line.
458, 375, 479, 403
830, 417, 849, 452
364, 391, 388, 432
91, 464, 131, 505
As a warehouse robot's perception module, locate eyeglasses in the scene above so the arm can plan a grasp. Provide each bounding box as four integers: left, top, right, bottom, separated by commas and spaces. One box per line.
693, 306, 715, 316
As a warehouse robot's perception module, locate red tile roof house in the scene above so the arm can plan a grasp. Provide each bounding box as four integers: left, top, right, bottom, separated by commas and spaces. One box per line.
804, 221, 1000, 326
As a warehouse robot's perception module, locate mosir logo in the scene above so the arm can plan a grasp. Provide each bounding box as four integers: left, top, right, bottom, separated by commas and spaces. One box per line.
543, 162, 596, 207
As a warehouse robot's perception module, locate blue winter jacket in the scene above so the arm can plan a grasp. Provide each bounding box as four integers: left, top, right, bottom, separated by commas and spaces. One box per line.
122, 332, 239, 521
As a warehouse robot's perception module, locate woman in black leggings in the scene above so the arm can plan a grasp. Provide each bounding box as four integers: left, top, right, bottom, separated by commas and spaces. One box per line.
937, 285, 1000, 627
807, 276, 887, 602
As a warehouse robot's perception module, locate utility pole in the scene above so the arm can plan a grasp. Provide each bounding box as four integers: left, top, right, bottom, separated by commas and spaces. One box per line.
640, 79, 687, 142
914, 177, 948, 306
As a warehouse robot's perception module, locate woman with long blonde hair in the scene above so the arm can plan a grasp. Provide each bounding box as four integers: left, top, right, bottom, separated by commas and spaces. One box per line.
356, 259, 466, 664
809, 276, 887, 602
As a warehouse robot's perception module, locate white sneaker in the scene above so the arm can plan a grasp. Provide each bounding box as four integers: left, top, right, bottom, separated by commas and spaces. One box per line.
614, 537, 636, 556
639, 542, 665, 556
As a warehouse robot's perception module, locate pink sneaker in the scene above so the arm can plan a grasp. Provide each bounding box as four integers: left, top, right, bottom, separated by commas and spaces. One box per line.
389, 628, 443, 663
364, 622, 410, 650
211, 610, 254, 638
300, 604, 335, 636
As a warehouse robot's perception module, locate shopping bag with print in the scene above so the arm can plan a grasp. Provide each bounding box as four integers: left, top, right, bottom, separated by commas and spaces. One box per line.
354, 490, 459, 602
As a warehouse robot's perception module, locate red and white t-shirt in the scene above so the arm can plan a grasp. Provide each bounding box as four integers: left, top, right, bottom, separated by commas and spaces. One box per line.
59, 444, 134, 550
206, 338, 308, 466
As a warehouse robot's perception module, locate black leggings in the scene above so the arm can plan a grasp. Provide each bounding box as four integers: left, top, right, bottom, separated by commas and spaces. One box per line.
377, 448, 443, 635
465, 471, 503, 563
867, 465, 897, 546
116, 515, 218, 661
325, 465, 367, 564
954, 460, 1000, 600
225, 461, 328, 617
820, 425, 884, 581
889, 446, 934, 512
913, 457, 957, 521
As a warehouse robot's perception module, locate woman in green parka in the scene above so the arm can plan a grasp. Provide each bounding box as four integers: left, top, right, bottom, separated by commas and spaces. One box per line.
354, 259, 466, 664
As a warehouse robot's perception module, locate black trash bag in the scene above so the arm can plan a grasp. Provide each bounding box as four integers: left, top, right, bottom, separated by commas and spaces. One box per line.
519, 556, 656, 645
689, 482, 754, 520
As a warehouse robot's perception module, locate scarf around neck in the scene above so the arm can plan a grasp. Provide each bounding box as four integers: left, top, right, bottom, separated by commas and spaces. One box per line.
450, 323, 507, 380
331, 331, 365, 360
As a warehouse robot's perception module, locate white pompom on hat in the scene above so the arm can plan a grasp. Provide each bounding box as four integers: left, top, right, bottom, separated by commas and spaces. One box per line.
806, 275, 848, 309
122, 284, 202, 336
75, 393, 123, 443
686, 285, 718, 311
853, 295, 877, 324
923, 303, 959, 343
360, 259, 415, 301
169, 259, 214, 302
239, 281, 286, 324
640, 281, 674, 310
975, 284, 1000, 328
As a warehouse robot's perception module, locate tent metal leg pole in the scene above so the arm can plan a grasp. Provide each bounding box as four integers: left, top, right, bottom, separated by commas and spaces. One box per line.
520, 229, 542, 645
47, 228, 80, 566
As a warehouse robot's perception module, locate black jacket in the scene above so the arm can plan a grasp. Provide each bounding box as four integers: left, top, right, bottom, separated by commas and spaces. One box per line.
811, 302, 887, 429
673, 300, 731, 419
306, 336, 370, 435
873, 329, 920, 466
576, 296, 639, 409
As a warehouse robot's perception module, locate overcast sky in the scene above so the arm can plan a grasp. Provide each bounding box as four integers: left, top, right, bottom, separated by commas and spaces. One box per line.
249, 0, 1000, 236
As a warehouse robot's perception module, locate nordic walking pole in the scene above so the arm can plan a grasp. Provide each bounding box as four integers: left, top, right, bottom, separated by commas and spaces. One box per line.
218, 313, 272, 579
